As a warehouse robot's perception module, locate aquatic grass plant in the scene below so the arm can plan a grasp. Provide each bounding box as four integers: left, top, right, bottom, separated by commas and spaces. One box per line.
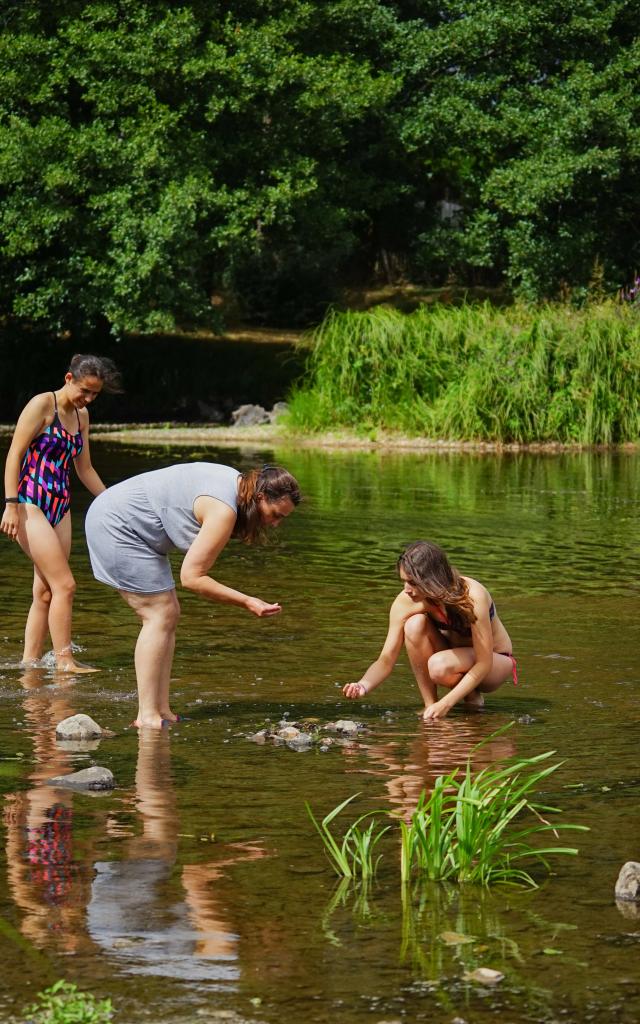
400, 750, 587, 888
287, 301, 640, 444
24, 980, 113, 1024
309, 730, 588, 889
305, 793, 390, 879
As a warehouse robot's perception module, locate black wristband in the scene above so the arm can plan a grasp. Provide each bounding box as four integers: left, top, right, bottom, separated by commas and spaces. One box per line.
4, 497, 19, 504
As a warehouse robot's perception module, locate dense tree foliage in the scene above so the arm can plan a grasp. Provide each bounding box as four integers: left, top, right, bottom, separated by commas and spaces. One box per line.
0, 0, 638, 331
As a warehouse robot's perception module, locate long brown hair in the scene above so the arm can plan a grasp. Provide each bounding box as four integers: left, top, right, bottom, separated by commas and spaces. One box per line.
397, 540, 476, 632
234, 465, 301, 544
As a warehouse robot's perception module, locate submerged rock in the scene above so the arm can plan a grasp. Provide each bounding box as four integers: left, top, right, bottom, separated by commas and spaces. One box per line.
286, 732, 313, 750
463, 967, 504, 985
330, 719, 361, 733
277, 726, 301, 740
46, 766, 114, 791
615, 862, 640, 902
246, 717, 365, 752
56, 713, 103, 740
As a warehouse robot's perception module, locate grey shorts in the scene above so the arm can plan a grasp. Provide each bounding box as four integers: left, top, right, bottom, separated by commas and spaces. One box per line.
85, 497, 175, 595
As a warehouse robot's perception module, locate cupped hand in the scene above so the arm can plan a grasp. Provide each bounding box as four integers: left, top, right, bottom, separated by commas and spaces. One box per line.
0, 507, 19, 541
247, 597, 282, 617
342, 682, 367, 699
422, 699, 451, 722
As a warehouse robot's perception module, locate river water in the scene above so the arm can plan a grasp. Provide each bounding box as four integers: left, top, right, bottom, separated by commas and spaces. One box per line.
0, 440, 638, 1023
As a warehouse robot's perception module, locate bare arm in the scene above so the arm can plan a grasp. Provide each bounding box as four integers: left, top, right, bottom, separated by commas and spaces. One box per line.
343, 592, 429, 698
1, 394, 51, 540
179, 496, 281, 617
74, 412, 106, 497
423, 583, 494, 720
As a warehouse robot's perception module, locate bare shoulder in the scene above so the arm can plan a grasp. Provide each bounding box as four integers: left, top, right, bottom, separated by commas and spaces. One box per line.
463, 576, 491, 610
390, 590, 429, 621
14, 392, 54, 433
24, 392, 55, 417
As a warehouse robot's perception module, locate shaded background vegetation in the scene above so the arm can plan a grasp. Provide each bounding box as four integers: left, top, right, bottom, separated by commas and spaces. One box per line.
1, 0, 639, 335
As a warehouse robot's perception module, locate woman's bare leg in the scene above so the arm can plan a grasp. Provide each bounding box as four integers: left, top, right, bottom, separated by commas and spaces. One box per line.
17, 506, 95, 672
427, 648, 514, 710
22, 565, 52, 663
119, 589, 181, 728
403, 614, 450, 710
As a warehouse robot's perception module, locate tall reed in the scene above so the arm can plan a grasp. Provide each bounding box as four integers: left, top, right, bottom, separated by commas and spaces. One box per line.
287, 302, 640, 443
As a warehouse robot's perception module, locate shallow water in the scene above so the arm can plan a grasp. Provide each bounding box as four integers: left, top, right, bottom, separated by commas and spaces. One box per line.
0, 442, 639, 1023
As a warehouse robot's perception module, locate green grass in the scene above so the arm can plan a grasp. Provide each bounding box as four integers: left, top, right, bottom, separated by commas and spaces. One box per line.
308, 728, 588, 889
287, 301, 640, 443
24, 981, 113, 1024
306, 793, 390, 879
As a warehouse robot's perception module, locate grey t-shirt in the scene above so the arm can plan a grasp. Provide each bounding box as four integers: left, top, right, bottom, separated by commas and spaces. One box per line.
95, 463, 240, 553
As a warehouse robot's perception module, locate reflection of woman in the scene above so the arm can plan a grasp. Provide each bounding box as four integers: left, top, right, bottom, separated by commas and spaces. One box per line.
3, 667, 99, 952
0, 354, 121, 672
88, 730, 265, 979
344, 540, 517, 721
85, 463, 301, 727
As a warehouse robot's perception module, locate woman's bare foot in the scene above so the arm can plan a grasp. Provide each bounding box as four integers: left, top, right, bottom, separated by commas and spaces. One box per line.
463, 690, 485, 710
54, 658, 99, 674
132, 713, 172, 729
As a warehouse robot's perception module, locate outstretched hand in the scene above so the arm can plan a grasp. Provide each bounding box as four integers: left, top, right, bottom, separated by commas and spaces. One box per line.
342, 682, 367, 699
247, 597, 282, 617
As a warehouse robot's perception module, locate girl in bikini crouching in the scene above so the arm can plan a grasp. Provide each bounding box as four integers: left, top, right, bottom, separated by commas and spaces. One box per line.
343, 540, 517, 721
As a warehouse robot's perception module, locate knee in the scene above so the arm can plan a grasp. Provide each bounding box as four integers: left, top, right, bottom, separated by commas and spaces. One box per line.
404, 615, 427, 645
427, 651, 451, 683
166, 600, 181, 630
33, 580, 52, 606
155, 597, 181, 631
52, 576, 76, 601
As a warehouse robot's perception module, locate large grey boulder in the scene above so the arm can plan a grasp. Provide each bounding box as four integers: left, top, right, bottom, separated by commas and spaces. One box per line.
231, 404, 270, 426
56, 714, 103, 740
615, 862, 640, 901
268, 401, 289, 423
46, 766, 114, 791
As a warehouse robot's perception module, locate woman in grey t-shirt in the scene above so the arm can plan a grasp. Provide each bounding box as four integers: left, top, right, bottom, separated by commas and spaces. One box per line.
85, 463, 300, 728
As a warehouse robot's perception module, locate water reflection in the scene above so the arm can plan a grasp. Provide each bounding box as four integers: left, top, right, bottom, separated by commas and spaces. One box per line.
354, 717, 517, 819
88, 730, 264, 983
3, 681, 265, 983
3, 667, 96, 952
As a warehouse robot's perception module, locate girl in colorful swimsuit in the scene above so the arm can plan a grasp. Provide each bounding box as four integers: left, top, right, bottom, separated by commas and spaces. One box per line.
1, 354, 121, 672
343, 540, 517, 721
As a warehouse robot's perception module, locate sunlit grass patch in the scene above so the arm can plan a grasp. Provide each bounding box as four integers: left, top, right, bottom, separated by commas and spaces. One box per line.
287, 301, 640, 444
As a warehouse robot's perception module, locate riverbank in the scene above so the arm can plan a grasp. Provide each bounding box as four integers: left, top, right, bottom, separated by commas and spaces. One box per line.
65, 423, 640, 453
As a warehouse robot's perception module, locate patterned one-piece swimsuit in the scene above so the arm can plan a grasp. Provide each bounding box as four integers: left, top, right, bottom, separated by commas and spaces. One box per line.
18, 393, 83, 527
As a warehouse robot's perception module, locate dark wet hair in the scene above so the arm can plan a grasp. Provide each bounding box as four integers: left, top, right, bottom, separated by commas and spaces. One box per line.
234, 465, 301, 544
397, 540, 476, 632
68, 354, 123, 394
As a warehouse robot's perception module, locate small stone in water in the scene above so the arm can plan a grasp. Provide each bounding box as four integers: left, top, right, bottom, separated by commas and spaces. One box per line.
439, 931, 474, 945
463, 967, 504, 985
615, 862, 640, 902
333, 719, 360, 733
277, 726, 301, 740
55, 713, 103, 740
